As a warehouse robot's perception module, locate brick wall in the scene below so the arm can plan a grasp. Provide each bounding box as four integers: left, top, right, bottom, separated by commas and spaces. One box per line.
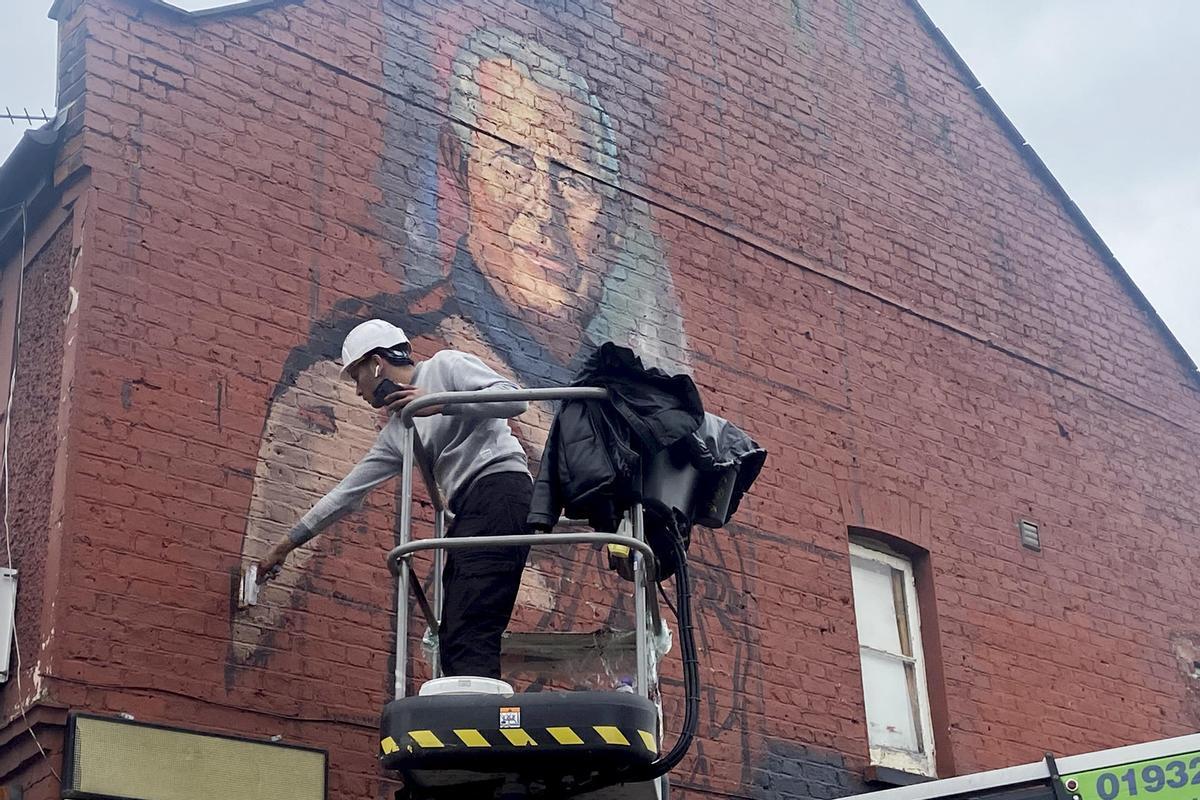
2, 0, 1197, 798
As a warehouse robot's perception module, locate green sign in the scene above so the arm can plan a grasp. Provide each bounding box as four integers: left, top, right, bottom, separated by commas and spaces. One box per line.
1063, 750, 1200, 800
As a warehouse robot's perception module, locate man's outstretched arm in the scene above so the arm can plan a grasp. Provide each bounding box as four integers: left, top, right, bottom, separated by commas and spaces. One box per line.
258, 439, 401, 579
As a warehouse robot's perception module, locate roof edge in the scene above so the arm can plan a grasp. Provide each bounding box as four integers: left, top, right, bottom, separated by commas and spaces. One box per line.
0, 106, 70, 206
48, 0, 300, 23
0, 106, 72, 266
908, 0, 1200, 387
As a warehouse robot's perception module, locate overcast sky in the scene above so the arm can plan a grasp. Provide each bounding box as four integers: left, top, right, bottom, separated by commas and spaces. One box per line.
1, 1, 1196, 367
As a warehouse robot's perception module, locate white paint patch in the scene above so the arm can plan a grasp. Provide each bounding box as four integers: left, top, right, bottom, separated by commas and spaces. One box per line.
516, 568, 556, 613
1171, 634, 1200, 680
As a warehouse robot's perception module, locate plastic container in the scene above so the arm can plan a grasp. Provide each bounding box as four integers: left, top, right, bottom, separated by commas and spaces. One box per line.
694, 468, 737, 528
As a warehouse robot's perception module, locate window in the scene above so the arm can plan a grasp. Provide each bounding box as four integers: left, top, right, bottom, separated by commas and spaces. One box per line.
849, 541, 936, 777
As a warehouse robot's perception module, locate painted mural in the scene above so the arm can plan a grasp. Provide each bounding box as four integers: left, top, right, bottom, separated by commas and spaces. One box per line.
228, 2, 767, 793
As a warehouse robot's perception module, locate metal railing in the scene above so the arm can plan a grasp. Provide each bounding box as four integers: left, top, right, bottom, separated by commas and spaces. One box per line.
387, 387, 662, 701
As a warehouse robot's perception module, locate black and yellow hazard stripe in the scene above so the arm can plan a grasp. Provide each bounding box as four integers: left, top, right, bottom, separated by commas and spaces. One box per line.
381, 725, 657, 755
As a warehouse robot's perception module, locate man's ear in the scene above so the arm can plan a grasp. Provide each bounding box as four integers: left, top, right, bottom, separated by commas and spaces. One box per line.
439, 125, 469, 203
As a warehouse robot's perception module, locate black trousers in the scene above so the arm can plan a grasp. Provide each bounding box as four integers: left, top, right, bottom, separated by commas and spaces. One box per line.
439, 471, 532, 679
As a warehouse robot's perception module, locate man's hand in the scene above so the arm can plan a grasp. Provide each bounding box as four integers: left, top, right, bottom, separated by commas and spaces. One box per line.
382, 385, 443, 417
257, 538, 295, 583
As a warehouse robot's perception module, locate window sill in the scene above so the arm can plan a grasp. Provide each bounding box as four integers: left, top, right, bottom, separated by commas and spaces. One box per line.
865, 765, 936, 787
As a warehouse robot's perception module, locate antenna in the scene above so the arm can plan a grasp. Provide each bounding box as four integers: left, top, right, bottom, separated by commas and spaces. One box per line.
0, 107, 54, 125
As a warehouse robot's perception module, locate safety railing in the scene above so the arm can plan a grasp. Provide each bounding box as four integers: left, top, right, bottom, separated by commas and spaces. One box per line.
387, 387, 662, 702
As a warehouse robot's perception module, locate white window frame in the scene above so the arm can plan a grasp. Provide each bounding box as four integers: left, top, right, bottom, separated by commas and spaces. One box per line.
849, 541, 937, 777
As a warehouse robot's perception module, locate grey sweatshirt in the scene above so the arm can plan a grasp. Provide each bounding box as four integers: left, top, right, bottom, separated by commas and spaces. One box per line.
288, 350, 530, 546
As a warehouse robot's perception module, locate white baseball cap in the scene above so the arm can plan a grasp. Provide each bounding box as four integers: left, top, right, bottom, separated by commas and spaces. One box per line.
339, 319, 410, 381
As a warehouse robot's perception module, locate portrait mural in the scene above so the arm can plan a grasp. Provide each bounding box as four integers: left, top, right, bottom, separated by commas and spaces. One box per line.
229, 3, 767, 793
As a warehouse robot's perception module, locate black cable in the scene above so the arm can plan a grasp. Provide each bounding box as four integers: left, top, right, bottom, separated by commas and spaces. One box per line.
643, 530, 700, 775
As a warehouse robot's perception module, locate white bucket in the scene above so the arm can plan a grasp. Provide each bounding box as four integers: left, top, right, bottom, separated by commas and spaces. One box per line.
418, 676, 514, 697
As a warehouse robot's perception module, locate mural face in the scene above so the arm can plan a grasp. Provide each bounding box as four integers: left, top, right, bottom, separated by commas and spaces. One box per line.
437, 30, 622, 367
451, 57, 608, 329
229, 6, 764, 795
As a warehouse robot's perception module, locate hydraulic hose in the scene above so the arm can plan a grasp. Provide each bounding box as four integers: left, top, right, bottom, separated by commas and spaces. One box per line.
642, 529, 700, 776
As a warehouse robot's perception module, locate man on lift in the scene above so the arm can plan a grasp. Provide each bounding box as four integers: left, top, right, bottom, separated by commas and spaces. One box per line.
258, 318, 533, 679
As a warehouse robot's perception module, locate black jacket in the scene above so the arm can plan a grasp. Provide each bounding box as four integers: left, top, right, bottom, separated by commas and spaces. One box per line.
686, 413, 768, 528
527, 343, 705, 534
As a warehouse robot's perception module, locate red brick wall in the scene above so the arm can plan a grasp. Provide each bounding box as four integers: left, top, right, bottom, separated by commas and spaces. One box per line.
3, 0, 1198, 798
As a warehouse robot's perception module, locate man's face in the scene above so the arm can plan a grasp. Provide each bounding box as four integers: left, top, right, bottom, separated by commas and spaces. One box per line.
459, 58, 609, 323
350, 357, 382, 405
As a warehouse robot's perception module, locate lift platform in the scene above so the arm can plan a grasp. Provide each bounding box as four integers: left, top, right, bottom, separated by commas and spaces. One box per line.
381, 689, 660, 798
380, 387, 692, 800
